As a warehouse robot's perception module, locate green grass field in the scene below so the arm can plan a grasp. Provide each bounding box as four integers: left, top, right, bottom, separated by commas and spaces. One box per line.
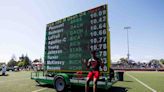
0, 71, 55, 92
0, 71, 164, 92
113, 71, 164, 92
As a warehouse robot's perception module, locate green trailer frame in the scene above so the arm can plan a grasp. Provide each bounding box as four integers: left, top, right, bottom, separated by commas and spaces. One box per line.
31, 70, 122, 92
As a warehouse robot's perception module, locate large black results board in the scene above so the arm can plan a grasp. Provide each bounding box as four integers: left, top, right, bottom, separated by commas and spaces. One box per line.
44, 5, 110, 72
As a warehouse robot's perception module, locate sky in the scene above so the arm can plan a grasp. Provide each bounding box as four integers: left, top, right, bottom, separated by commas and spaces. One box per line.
0, 0, 163, 63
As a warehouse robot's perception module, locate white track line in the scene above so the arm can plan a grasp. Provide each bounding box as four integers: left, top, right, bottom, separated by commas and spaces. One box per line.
32, 88, 47, 92
126, 73, 157, 92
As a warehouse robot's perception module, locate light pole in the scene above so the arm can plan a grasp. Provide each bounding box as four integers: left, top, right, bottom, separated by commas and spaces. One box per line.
124, 26, 131, 62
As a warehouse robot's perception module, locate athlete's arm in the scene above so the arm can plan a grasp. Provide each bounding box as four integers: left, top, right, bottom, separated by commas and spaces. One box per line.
86, 59, 91, 69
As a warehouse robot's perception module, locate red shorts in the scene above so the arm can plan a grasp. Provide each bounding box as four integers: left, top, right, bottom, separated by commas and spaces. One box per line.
87, 71, 100, 79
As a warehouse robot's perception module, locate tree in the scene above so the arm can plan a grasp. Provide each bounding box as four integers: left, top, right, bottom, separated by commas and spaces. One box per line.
7, 55, 17, 67
17, 61, 24, 67
149, 59, 160, 68
18, 54, 31, 68
19, 54, 25, 61
24, 55, 31, 67
150, 59, 159, 64
120, 58, 128, 64
160, 59, 164, 64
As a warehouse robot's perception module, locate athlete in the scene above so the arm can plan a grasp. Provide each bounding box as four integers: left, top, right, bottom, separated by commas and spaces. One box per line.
85, 51, 104, 92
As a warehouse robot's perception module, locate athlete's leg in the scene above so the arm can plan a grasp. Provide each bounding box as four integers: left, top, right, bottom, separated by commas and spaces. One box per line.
93, 77, 98, 92
93, 71, 100, 92
85, 72, 92, 92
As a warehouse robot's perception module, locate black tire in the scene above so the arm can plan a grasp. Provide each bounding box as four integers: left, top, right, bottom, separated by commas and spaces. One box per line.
54, 76, 66, 92
117, 72, 124, 81
109, 68, 115, 82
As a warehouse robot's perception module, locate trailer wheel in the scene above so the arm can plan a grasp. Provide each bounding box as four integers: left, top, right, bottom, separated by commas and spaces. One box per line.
117, 72, 124, 81
54, 76, 66, 92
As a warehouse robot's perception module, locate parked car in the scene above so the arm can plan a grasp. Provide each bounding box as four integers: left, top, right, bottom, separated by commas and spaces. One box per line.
7, 67, 14, 71
14, 66, 19, 71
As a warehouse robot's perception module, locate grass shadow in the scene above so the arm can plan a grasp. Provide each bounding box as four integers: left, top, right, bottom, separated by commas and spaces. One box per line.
35, 83, 130, 92
123, 80, 133, 82
0, 74, 9, 76
36, 84, 54, 89
69, 85, 129, 92
107, 86, 130, 92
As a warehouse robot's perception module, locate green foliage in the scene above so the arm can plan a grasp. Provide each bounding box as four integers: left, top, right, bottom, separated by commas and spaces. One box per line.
7, 54, 32, 68
119, 58, 128, 64
149, 59, 160, 67
7, 58, 17, 67
18, 54, 32, 67
17, 61, 24, 67
160, 59, 164, 64
150, 59, 159, 63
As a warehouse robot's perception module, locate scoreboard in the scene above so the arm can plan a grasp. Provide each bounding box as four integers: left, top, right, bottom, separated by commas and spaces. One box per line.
44, 5, 110, 72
